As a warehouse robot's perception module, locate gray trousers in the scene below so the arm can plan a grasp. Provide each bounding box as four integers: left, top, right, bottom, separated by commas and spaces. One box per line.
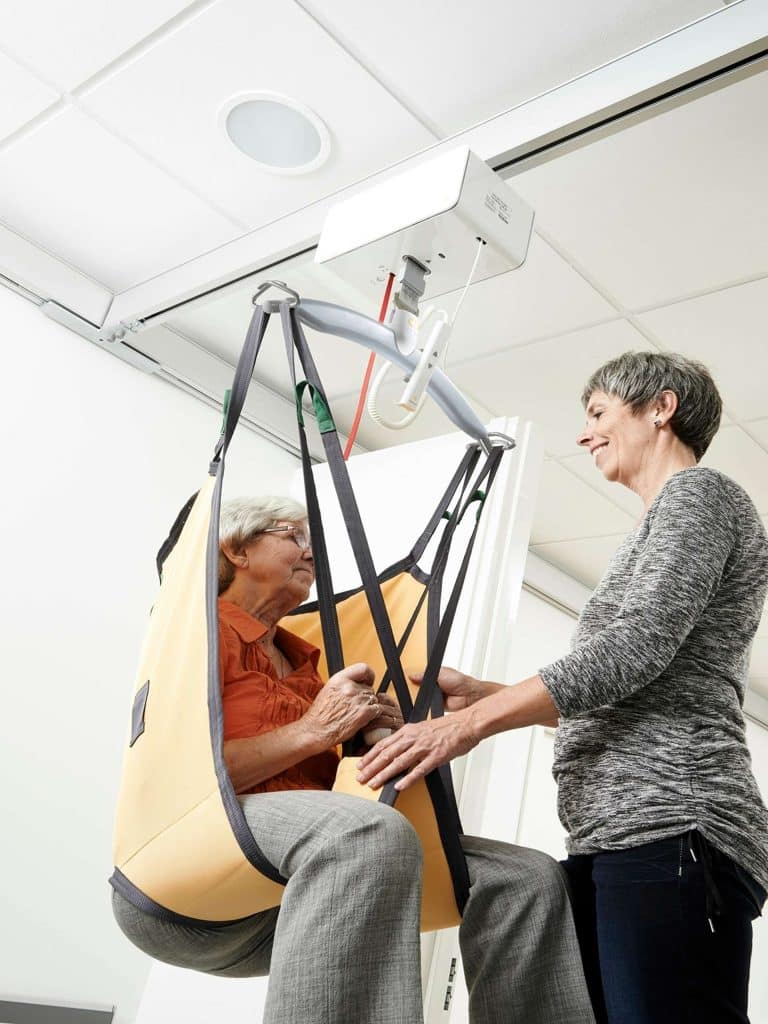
112, 791, 594, 1024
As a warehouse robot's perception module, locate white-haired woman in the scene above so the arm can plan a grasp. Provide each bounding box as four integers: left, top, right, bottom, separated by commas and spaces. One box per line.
112, 496, 595, 1024
360, 352, 768, 1024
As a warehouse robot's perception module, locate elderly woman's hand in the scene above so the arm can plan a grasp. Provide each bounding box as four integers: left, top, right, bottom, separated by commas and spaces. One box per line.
303, 663, 382, 747
362, 692, 405, 746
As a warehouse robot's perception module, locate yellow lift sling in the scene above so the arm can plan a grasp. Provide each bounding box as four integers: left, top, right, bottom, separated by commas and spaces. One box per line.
110, 285, 513, 933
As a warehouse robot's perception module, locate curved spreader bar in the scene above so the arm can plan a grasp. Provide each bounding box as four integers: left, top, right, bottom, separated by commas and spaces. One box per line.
295, 298, 505, 453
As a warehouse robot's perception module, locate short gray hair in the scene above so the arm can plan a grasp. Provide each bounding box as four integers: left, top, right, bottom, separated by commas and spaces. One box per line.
581, 351, 722, 461
218, 495, 307, 593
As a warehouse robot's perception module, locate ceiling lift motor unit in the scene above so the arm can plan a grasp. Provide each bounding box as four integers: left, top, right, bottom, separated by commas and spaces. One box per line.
315, 146, 534, 420
315, 146, 534, 335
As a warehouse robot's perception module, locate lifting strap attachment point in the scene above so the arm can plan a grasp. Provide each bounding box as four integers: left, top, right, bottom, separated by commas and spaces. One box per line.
295, 381, 336, 434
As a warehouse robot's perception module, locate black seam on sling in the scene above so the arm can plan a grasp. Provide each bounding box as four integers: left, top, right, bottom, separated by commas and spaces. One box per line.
156, 491, 199, 580
109, 869, 266, 928
129, 681, 150, 747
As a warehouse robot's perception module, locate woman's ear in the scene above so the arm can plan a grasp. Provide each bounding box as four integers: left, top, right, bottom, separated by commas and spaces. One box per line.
654, 389, 679, 427
221, 542, 247, 569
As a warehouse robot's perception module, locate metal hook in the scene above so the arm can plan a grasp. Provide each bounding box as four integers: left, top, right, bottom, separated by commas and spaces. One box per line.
252, 280, 300, 307
486, 431, 516, 451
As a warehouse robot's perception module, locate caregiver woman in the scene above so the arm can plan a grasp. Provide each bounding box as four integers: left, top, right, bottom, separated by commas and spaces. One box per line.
359, 351, 768, 1024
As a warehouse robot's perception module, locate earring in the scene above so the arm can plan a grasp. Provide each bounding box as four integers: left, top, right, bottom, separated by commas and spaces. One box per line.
654, 419, 662, 428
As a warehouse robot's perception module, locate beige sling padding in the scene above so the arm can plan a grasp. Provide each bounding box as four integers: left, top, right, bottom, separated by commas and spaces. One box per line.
113, 483, 457, 928
113, 478, 285, 921
290, 571, 462, 932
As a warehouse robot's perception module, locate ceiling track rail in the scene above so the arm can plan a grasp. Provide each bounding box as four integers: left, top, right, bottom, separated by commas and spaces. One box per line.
0, 270, 45, 307
494, 45, 768, 175
135, 244, 318, 332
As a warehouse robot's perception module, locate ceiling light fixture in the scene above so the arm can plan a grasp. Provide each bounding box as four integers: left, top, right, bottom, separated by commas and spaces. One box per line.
221, 92, 331, 175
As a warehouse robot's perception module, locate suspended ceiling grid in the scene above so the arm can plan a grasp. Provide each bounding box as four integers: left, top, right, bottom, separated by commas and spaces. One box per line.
0, 0, 766, 697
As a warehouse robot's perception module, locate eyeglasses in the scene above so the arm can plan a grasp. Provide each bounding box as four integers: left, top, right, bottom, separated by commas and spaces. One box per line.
260, 525, 312, 552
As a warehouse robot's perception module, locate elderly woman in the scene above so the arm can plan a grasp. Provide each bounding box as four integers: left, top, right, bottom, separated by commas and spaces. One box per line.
360, 352, 768, 1024
112, 496, 595, 1024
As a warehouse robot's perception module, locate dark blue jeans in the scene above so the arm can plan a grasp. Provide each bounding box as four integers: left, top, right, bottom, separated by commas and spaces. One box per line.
562, 831, 766, 1024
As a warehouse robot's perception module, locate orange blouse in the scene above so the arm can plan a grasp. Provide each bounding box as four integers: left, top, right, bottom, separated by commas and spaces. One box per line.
218, 599, 339, 794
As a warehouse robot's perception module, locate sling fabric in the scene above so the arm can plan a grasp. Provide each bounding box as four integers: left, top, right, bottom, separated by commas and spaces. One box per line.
110, 298, 509, 931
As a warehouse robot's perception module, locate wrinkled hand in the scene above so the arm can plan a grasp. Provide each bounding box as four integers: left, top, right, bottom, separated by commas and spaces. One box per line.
409, 666, 496, 711
303, 663, 379, 747
363, 692, 404, 746
356, 710, 480, 792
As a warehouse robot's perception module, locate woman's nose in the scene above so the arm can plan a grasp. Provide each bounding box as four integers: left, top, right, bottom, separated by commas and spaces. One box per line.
576, 428, 591, 448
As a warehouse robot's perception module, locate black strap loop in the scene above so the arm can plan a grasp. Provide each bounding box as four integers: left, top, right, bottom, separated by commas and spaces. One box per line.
211, 304, 270, 467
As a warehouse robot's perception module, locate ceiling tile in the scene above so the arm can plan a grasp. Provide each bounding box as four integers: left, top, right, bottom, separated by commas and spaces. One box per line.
79, 0, 435, 230
426, 233, 619, 362
297, 0, 718, 135
511, 67, 768, 309
0, 107, 238, 290
636, 278, 768, 423
0, 52, 59, 140
531, 461, 636, 544
0, 0, 195, 91
748, 420, 768, 450
531, 534, 628, 590
451, 319, 653, 457
700, 425, 768, 515
557, 452, 644, 518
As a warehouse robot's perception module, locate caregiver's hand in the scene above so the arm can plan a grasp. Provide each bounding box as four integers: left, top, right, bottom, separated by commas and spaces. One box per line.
356, 709, 480, 792
410, 666, 504, 711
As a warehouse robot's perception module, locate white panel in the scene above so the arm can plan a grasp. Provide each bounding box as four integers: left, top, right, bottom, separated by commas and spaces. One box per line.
0, 107, 238, 290
531, 534, 628, 589
531, 461, 637, 544
425, 232, 619, 362
452, 319, 652, 456
557, 451, 644, 518
0, 0, 196, 91
299, 0, 719, 135
79, 0, 435, 228
512, 67, 768, 309
637, 278, 768, 423
0, 221, 112, 324
137, 964, 268, 1024
0, 51, 59, 139
701, 425, 768, 514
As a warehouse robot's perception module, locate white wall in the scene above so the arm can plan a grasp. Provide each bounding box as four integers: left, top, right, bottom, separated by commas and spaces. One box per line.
0, 286, 298, 1023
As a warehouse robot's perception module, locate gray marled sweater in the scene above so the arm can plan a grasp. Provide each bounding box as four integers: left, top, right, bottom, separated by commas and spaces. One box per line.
540, 466, 768, 894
